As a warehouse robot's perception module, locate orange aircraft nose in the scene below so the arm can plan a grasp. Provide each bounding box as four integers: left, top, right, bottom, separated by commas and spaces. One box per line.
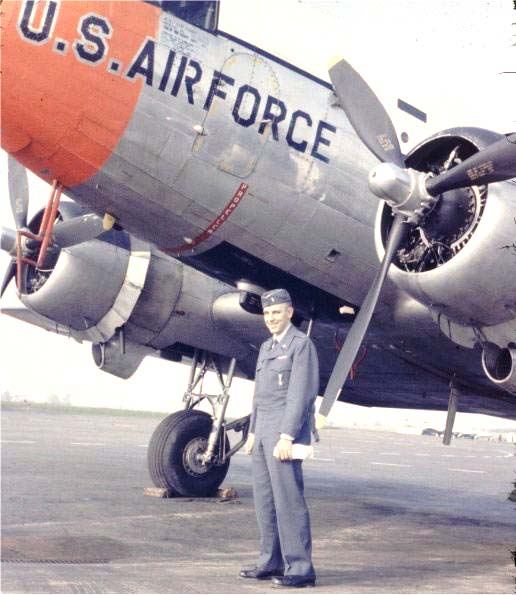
1, 0, 158, 187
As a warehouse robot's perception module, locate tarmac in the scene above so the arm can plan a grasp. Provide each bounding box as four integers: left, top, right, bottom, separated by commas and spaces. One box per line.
1, 403, 515, 594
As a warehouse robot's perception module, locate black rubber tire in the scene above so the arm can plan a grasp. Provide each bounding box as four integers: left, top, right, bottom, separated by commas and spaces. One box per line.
147, 410, 230, 497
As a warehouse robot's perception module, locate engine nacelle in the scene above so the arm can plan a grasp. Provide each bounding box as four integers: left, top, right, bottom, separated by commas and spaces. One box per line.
16, 203, 268, 378
373, 128, 516, 395
122, 255, 268, 362
375, 127, 516, 330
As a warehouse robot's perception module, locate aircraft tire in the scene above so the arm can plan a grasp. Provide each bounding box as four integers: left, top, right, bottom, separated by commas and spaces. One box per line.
147, 410, 230, 497
147, 411, 183, 493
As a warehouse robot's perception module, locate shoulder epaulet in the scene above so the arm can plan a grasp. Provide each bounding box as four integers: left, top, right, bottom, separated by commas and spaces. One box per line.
292, 328, 309, 341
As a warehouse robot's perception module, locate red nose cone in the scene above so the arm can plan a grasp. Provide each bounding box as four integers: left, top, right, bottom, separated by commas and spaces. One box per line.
1, 1, 158, 187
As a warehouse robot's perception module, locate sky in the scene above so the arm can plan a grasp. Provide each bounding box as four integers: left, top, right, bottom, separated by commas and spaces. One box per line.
220, 0, 515, 141
1, 0, 515, 429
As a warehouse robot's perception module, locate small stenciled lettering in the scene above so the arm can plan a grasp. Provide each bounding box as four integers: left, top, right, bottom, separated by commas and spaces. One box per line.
467, 161, 495, 181
377, 134, 395, 151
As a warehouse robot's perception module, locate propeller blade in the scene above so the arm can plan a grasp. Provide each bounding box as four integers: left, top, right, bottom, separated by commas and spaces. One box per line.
52, 213, 106, 248
426, 132, 516, 196
1, 226, 17, 255
329, 58, 404, 168
317, 215, 407, 425
1, 260, 17, 297
7, 155, 29, 229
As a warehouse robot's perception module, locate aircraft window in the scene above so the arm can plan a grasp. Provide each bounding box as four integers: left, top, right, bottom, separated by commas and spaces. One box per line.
146, 1, 219, 31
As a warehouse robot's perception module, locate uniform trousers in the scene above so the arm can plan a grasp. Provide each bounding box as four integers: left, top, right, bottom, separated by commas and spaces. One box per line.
252, 411, 315, 578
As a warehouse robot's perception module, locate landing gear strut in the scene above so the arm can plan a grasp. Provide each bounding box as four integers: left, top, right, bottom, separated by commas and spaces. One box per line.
443, 378, 460, 446
147, 350, 250, 497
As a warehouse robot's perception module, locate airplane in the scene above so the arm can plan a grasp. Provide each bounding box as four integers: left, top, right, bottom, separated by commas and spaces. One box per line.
1, 0, 515, 498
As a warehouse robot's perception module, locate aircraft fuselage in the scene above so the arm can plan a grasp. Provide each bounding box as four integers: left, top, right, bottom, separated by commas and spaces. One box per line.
2, 0, 381, 308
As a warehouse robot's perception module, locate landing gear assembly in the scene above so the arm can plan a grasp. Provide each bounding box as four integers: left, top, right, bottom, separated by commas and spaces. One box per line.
147, 350, 250, 497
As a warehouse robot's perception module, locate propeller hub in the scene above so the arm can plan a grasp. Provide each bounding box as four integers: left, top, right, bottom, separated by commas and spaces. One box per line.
421, 188, 473, 242
368, 163, 437, 224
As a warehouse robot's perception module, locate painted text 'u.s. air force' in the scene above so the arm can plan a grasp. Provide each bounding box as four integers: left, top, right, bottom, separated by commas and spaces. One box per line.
18, 1, 337, 164
124, 37, 336, 164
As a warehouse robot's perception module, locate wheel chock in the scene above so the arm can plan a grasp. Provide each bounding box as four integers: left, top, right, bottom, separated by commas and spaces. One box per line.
143, 487, 174, 498
143, 486, 239, 499
216, 486, 238, 500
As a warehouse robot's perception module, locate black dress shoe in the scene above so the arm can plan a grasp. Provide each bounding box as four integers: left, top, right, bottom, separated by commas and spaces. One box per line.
271, 575, 316, 588
239, 567, 283, 580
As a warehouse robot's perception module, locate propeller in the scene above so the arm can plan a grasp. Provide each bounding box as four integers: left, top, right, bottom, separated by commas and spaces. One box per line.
319, 214, 406, 419
425, 132, 516, 195
0, 259, 17, 297
317, 59, 516, 427
7, 155, 29, 229
1, 157, 30, 295
328, 59, 404, 168
1, 157, 115, 296
0, 226, 17, 293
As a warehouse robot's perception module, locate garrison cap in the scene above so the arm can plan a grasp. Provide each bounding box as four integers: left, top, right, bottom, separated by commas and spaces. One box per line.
261, 288, 292, 309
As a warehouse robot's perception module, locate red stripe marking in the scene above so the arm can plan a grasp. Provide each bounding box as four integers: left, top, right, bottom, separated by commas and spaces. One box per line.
166, 183, 249, 254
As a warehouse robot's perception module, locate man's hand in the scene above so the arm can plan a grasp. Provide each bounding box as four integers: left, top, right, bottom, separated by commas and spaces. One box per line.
275, 437, 293, 461
244, 432, 255, 455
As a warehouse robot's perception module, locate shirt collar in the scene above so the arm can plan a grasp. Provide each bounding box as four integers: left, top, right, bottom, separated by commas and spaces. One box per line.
273, 323, 292, 344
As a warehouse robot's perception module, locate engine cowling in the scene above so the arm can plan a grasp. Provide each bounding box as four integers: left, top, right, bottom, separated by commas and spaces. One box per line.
376, 127, 516, 327
19, 203, 150, 344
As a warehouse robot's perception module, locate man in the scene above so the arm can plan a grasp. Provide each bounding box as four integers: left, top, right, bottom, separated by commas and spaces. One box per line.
240, 288, 319, 588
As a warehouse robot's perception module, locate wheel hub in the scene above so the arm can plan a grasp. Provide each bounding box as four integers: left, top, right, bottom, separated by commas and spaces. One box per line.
182, 437, 211, 476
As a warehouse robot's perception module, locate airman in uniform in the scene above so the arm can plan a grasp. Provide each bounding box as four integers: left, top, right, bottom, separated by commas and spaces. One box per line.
240, 288, 319, 588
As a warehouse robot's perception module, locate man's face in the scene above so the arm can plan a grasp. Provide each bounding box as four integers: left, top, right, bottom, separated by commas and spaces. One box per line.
263, 303, 293, 336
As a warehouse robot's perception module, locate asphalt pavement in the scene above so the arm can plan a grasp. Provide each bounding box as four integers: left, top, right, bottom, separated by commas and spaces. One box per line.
1, 403, 515, 594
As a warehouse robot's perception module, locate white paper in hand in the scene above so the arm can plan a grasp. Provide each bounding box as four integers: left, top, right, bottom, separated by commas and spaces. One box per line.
273, 443, 314, 460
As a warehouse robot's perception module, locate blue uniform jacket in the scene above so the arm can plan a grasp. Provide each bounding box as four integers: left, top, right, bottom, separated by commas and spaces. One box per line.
250, 325, 320, 444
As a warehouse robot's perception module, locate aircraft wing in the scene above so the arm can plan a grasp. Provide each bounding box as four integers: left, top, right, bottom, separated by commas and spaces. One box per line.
312, 321, 516, 420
